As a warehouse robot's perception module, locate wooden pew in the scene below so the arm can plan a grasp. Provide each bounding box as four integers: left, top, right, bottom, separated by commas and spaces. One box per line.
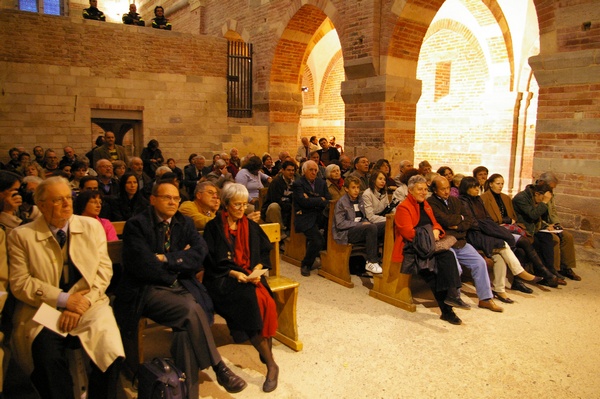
111, 221, 125, 237
281, 206, 305, 267
368, 213, 416, 312
259, 223, 303, 351
109, 223, 303, 374
318, 200, 366, 288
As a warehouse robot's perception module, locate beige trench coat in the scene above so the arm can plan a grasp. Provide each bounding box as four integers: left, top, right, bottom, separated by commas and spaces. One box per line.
8, 215, 124, 374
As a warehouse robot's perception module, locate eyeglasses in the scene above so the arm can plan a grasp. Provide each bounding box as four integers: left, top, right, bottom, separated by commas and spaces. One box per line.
230, 202, 248, 210
45, 196, 73, 205
156, 195, 181, 203
202, 190, 218, 197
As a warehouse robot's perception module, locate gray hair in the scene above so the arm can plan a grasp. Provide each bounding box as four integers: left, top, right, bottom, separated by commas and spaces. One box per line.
194, 181, 217, 195
301, 160, 317, 175
128, 156, 143, 167
34, 176, 70, 205
407, 174, 427, 190
214, 159, 227, 169
155, 165, 172, 177
538, 171, 559, 185
325, 163, 340, 178
23, 176, 43, 185
193, 155, 205, 162
220, 182, 248, 206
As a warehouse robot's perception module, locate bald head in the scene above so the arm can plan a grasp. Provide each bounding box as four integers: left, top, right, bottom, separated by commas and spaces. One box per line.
432, 176, 451, 200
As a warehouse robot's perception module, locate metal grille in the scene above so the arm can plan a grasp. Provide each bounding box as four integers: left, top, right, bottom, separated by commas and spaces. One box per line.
227, 41, 253, 118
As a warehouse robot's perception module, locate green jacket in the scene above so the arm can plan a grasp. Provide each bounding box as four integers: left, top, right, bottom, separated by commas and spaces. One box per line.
512, 185, 549, 235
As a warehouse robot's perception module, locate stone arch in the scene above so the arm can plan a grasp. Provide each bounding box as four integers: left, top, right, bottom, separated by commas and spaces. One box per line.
221, 20, 251, 43
262, 2, 342, 151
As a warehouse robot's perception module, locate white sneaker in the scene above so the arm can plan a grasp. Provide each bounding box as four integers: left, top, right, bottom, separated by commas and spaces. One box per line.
365, 262, 383, 274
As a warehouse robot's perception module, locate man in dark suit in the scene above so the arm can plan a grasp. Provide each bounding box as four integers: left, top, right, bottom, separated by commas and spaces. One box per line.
183, 155, 208, 198
292, 160, 331, 276
114, 181, 247, 398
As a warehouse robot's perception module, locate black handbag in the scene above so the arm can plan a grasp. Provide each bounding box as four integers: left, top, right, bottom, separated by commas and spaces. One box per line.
138, 357, 188, 399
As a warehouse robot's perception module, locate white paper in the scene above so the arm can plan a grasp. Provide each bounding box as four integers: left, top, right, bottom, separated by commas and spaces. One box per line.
247, 268, 268, 279
539, 229, 563, 234
33, 302, 68, 337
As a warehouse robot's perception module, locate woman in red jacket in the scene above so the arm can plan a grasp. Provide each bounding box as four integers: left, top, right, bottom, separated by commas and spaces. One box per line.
392, 175, 467, 325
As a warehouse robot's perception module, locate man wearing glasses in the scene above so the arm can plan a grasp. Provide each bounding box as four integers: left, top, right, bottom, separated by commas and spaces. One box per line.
179, 181, 221, 230
8, 176, 124, 399
114, 181, 247, 397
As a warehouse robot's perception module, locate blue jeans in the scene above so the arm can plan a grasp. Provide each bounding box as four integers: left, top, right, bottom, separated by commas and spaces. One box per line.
451, 243, 493, 301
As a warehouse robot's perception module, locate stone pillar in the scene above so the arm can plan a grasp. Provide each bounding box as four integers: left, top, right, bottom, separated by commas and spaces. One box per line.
341, 74, 421, 166
529, 49, 600, 247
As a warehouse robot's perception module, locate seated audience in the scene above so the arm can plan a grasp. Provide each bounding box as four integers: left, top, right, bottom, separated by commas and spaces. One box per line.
536, 172, 580, 280
436, 166, 458, 197
512, 180, 567, 284
95, 159, 120, 197
451, 173, 464, 197
82, 0, 106, 21
393, 160, 414, 186
329, 136, 343, 154
459, 176, 542, 301
79, 175, 99, 192
261, 154, 278, 177
417, 160, 432, 176
235, 156, 271, 206
140, 139, 164, 178
113, 181, 247, 398
349, 156, 370, 192
317, 137, 340, 166
112, 160, 126, 181
184, 155, 208, 198
481, 174, 560, 287
0, 171, 40, 234
206, 159, 234, 188
122, 3, 145, 25
166, 158, 184, 184
74, 190, 117, 242
69, 161, 88, 192
392, 167, 419, 205
0, 229, 7, 398
8, 176, 124, 399
292, 160, 331, 277
59, 146, 78, 168
43, 149, 60, 177
473, 166, 488, 194
308, 151, 326, 179
24, 162, 45, 179
332, 176, 384, 274
261, 160, 296, 238
362, 169, 396, 224
179, 181, 220, 230
373, 159, 397, 192
339, 155, 352, 177
295, 137, 312, 163
109, 172, 149, 222
392, 175, 467, 325
129, 157, 153, 197
325, 163, 344, 202
203, 183, 279, 392
428, 176, 503, 312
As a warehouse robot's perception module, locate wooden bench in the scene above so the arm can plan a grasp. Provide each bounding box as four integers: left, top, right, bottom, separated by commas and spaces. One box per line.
111, 221, 125, 237
368, 213, 416, 312
108, 223, 302, 374
281, 206, 305, 267
318, 200, 367, 288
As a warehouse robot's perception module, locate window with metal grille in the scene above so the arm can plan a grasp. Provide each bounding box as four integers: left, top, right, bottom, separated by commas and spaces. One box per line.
227, 41, 253, 118
19, 0, 64, 15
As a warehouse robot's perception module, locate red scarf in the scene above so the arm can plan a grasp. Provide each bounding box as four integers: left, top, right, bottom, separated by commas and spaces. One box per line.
329, 177, 344, 191
222, 211, 251, 272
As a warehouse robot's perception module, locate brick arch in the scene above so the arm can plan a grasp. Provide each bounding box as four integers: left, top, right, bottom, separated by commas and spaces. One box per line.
302, 68, 316, 106
318, 50, 344, 105
221, 20, 250, 43
383, 0, 513, 85
270, 4, 333, 87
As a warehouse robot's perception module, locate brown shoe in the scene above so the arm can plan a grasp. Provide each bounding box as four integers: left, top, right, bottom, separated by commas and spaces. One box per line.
561, 268, 581, 281
478, 299, 504, 313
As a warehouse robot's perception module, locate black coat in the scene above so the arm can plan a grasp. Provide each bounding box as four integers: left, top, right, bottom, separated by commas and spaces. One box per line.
113, 207, 212, 334
292, 176, 331, 233
202, 213, 273, 340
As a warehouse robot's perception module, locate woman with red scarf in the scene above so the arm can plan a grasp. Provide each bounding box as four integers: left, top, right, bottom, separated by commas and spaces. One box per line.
203, 183, 279, 392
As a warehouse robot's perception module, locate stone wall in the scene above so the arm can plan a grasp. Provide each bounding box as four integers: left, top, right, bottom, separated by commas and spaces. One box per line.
0, 10, 229, 165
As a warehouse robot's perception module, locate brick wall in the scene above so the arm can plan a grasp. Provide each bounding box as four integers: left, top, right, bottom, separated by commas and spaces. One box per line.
0, 10, 230, 165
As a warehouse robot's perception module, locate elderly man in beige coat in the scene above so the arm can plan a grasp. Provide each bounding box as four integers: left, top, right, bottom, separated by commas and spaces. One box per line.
8, 176, 124, 399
